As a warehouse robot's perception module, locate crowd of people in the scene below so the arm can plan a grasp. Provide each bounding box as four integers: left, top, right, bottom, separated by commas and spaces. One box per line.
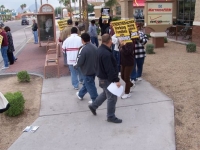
60, 18, 148, 124
0, 24, 17, 70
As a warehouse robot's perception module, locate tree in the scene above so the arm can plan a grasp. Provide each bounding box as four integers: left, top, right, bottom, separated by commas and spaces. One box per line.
0, 5, 5, 12
20, 4, 27, 13
105, 0, 117, 15
54, 7, 62, 16
59, 0, 72, 20
88, 4, 94, 13
82, 0, 89, 32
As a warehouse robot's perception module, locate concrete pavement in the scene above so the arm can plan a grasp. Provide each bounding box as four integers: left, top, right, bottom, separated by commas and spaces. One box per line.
8, 76, 176, 150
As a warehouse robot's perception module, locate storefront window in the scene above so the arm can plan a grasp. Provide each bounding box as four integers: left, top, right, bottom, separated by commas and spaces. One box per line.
177, 0, 196, 26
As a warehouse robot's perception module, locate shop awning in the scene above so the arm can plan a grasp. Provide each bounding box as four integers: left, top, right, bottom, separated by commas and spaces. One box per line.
133, 0, 145, 7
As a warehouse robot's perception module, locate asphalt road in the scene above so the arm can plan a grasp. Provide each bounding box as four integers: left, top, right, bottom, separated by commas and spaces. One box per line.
4, 20, 31, 33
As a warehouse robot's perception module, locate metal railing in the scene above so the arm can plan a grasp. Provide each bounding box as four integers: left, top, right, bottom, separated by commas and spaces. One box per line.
166, 25, 192, 42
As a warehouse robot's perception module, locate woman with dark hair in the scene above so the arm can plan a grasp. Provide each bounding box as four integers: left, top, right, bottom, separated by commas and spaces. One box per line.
4, 26, 15, 65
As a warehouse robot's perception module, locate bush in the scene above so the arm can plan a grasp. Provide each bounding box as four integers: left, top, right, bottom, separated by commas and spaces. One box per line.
4, 92, 25, 117
146, 44, 155, 54
186, 43, 196, 52
112, 16, 121, 21
17, 71, 30, 82
164, 37, 168, 43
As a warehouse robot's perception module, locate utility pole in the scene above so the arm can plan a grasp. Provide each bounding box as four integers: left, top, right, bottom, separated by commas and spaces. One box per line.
40, 0, 43, 5
35, 0, 38, 13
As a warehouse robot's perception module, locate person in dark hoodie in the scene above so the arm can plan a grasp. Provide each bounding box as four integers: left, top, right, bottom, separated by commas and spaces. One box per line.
98, 15, 112, 36
88, 34, 122, 124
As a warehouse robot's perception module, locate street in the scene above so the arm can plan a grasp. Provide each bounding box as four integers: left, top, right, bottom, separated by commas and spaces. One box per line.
0, 20, 33, 64
4, 20, 30, 33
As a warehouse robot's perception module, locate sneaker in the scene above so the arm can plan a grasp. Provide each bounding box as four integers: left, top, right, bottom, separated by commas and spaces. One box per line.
88, 105, 96, 115
1, 66, 9, 70
136, 77, 142, 81
88, 100, 93, 104
15, 58, 18, 61
118, 72, 121, 76
74, 87, 79, 90
107, 117, 122, 123
79, 81, 83, 84
131, 80, 136, 84
130, 83, 136, 93
121, 93, 131, 99
76, 92, 82, 100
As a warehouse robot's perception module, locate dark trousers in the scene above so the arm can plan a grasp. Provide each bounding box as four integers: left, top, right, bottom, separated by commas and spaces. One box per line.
131, 57, 145, 81
7, 51, 14, 65
91, 36, 99, 47
113, 50, 120, 73
121, 65, 134, 94
91, 79, 117, 119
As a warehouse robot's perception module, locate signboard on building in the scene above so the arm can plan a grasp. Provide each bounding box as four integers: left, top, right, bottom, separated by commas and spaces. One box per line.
147, 3, 172, 25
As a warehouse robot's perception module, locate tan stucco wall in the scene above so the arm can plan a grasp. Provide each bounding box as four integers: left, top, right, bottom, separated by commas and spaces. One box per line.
194, 0, 200, 22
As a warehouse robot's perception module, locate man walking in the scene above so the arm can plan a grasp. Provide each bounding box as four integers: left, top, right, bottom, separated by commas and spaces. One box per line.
32, 19, 38, 44
62, 27, 83, 90
88, 34, 122, 123
88, 20, 99, 47
74, 33, 98, 104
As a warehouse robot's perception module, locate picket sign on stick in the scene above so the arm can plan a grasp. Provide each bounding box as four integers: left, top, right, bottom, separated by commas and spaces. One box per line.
112, 20, 132, 43
112, 19, 139, 42
57, 19, 68, 31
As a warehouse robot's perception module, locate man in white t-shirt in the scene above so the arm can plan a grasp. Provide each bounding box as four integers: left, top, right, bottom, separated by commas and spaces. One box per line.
62, 27, 83, 90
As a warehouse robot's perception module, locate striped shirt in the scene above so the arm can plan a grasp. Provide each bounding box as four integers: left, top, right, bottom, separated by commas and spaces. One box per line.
62, 34, 82, 65
135, 31, 148, 58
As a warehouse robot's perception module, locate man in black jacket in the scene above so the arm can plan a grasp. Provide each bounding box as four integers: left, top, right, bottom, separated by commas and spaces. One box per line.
32, 19, 38, 44
88, 34, 122, 123
74, 33, 98, 104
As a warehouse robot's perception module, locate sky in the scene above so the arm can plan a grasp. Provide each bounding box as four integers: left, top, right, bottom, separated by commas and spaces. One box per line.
1, 0, 65, 11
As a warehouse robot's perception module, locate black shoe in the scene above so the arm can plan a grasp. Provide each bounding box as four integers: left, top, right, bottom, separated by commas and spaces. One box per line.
88, 105, 96, 115
15, 58, 17, 61
107, 117, 122, 123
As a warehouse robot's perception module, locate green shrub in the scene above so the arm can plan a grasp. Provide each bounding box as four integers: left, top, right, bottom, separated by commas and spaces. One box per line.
186, 43, 196, 52
4, 92, 25, 117
164, 37, 168, 43
112, 16, 121, 21
146, 44, 155, 54
17, 71, 30, 82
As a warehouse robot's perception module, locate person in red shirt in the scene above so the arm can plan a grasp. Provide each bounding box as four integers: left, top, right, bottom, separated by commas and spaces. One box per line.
0, 24, 9, 69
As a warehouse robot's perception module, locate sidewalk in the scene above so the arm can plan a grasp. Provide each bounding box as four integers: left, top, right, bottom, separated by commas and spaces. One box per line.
1, 25, 176, 150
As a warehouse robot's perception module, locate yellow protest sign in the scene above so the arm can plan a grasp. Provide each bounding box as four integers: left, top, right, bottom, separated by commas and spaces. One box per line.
112, 19, 139, 40
125, 19, 139, 39
57, 19, 68, 31
0, 35, 3, 46
112, 20, 132, 43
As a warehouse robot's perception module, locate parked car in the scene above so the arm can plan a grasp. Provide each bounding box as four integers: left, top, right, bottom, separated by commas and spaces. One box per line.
88, 13, 95, 20
21, 17, 29, 25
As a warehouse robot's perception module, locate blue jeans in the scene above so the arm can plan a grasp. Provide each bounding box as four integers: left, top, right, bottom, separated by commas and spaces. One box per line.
91, 36, 99, 47
113, 50, 120, 73
68, 65, 83, 88
78, 75, 98, 102
33, 31, 38, 43
1, 46, 9, 67
91, 79, 117, 119
131, 57, 145, 81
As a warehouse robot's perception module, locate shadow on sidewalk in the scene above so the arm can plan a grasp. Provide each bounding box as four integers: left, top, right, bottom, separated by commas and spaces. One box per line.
0, 42, 70, 78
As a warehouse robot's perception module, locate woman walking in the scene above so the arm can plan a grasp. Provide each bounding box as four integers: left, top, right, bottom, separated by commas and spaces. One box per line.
4, 26, 15, 65
120, 40, 135, 99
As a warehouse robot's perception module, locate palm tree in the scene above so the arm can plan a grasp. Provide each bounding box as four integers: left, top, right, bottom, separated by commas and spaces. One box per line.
59, 0, 72, 20
0, 5, 5, 12
20, 4, 26, 13
82, 0, 89, 32
105, 0, 117, 16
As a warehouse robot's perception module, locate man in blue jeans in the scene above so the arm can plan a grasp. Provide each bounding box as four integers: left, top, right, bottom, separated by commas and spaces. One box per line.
74, 33, 98, 104
88, 34, 122, 123
32, 19, 38, 44
0, 24, 9, 70
88, 20, 99, 47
